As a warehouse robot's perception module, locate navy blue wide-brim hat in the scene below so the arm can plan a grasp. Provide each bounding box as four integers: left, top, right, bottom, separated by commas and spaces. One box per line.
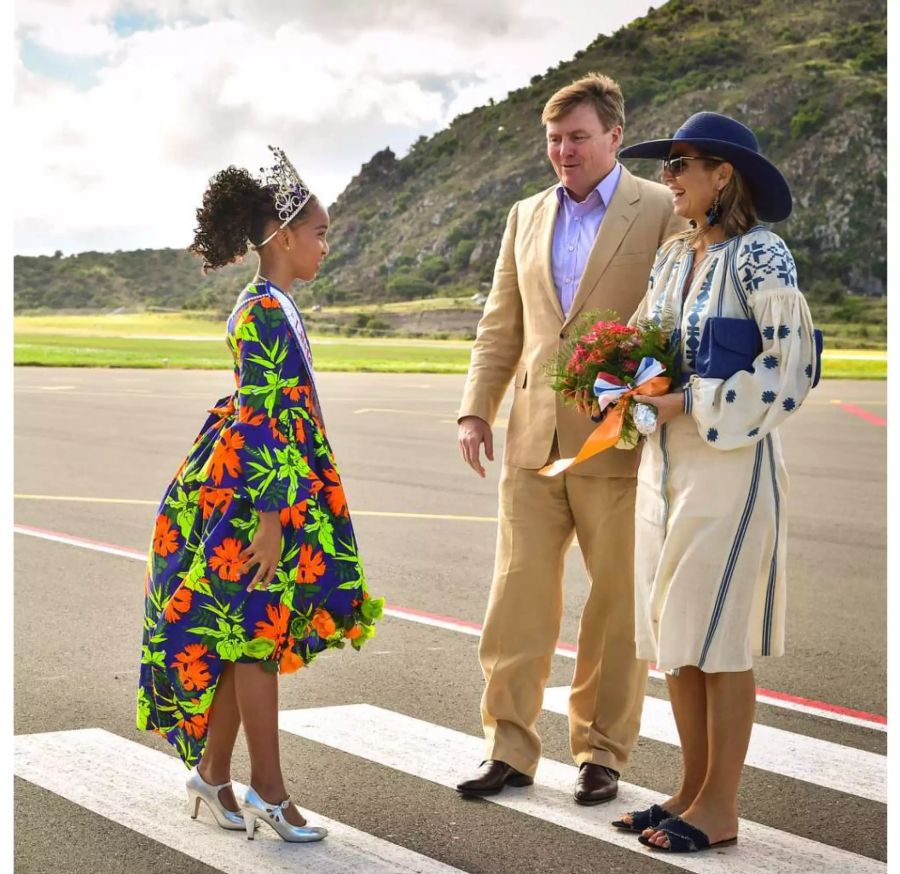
619, 111, 792, 223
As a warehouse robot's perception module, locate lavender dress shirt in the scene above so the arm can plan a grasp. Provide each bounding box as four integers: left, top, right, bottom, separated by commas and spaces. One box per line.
551, 162, 622, 316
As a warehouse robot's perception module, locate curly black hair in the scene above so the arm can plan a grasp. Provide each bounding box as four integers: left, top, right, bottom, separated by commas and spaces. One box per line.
187, 166, 318, 272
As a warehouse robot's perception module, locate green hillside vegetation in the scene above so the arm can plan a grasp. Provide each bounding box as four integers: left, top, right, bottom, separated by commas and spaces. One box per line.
14, 0, 885, 324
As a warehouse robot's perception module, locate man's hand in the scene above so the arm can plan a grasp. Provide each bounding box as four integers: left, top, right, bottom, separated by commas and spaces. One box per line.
458, 416, 494, 478
243, 510, 282, 591
637, 391, 685, 426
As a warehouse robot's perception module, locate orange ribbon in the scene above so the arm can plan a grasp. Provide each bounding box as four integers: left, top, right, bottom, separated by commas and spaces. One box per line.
538, 376, 672, 477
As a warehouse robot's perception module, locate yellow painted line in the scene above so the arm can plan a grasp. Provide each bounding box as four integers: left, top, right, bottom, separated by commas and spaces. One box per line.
15, 494, 157, 506
353, 407, 451, 418
13, 494, 498, 523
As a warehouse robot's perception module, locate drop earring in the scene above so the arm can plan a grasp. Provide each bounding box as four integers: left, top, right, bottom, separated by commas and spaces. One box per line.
705, 193, 722, 226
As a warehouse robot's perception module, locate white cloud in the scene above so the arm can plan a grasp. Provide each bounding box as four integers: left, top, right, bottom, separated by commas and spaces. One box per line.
14, 0, 660, 254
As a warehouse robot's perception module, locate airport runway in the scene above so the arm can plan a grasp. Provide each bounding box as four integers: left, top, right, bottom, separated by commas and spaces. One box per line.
14, 367, 886, 872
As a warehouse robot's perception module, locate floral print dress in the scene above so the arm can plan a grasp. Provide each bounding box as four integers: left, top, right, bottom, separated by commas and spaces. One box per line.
137, 280, 382, 767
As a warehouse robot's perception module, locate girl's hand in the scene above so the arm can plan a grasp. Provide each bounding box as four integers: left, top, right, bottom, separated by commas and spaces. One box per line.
638, 391, 685, 426
243, 511, 282, 591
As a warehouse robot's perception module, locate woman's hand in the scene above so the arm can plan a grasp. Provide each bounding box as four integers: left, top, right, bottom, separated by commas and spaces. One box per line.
638, 391, 685, 426
243, 510, 282, 591
574, 388, 602, 420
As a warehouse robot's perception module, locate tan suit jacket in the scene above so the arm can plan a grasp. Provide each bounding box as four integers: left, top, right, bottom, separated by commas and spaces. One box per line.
459, 166, 687, 477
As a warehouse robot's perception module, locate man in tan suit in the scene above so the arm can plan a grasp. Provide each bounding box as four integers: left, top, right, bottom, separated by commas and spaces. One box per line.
456, 73, 685, 803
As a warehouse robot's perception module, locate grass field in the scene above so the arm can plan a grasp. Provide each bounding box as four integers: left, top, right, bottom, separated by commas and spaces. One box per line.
13, 314, 887, 378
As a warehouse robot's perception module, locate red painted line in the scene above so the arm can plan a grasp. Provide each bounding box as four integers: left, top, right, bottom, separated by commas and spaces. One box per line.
15, 523, 886, 728
749, 686, 886, 725
839, 403, 887, 427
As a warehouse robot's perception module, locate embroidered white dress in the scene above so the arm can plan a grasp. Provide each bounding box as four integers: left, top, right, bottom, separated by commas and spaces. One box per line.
630, 226, 817, 673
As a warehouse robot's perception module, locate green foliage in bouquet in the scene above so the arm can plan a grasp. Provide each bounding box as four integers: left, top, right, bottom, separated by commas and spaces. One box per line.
544, 309, 678, 401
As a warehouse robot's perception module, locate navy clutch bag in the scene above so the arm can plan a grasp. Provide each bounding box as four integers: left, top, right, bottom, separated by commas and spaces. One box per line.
696, 317, 823, 387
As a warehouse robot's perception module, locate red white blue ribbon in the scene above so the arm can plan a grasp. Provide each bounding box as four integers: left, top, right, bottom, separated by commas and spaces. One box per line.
593, 357, 666, 413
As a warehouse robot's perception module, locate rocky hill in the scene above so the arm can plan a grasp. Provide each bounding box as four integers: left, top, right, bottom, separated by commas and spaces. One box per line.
315, 0, 885, 306
15, 0, 885, 313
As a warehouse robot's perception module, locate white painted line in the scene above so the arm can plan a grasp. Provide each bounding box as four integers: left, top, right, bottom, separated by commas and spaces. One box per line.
15, 524, 146, 561
280, 705, 885, 874
14, 728, 463, 874
543, 687, 885, 804
13, 523, 887, 733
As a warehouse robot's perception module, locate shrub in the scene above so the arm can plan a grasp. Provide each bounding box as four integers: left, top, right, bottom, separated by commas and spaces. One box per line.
386, 274, 435, 300
451, 239, 477, 269
790, 102, 826, 140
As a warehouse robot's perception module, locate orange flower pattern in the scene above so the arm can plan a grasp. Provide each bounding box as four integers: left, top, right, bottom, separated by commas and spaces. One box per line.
171, 644, 213, 692
208, 537, 246, 582
198, 486, 234, 520
296, 543, 327, 584
153, 514, 180, 557
139, 282, 380, 767
164, 586, 192, 622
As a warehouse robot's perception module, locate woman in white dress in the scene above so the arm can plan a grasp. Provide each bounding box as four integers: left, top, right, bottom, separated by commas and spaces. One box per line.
608, 113, 817, 853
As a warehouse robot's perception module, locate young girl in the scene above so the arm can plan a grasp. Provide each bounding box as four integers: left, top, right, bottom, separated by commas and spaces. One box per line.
137, 146, 382, 843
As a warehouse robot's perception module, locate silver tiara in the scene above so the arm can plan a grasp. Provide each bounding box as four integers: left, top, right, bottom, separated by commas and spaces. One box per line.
252, 145, 313, 248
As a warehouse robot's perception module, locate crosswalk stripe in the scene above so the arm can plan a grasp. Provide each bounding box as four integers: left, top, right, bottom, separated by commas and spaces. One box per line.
279, 704, 885, 874
14, 728, 464, 874
542, 686, 885, 804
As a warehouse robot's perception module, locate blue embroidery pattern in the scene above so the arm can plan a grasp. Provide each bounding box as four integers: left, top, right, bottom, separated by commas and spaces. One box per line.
777, 324, 791, 339
805, 364, 813, 378
762, 326, 775, 340
707, 428, 719, 443
748, 428, 760, 437
763, 355, 778, 369
726, 389, 736, 403
783, 397, 796, 411
684, 265, 715, 371
761, 390, 776, 404
738, 235, 798, 293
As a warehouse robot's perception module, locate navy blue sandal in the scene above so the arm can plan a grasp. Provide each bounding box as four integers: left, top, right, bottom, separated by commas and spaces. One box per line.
637, 816, 738, 853
611, 804, 673, 833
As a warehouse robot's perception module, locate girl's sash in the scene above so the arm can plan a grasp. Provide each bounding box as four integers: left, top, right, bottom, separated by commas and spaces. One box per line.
265, 284, 324, 427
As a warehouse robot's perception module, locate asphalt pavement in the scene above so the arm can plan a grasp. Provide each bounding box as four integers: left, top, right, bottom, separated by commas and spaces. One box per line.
13, 367, 887, 873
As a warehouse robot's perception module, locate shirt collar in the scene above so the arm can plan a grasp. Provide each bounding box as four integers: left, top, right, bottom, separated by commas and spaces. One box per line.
556, 162, 622, 208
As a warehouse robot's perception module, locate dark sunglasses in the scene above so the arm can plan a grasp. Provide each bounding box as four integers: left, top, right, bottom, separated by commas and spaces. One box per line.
662, 155, 724, 177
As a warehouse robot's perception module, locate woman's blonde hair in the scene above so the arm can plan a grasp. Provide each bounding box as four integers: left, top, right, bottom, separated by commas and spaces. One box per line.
670, 155, 758, 248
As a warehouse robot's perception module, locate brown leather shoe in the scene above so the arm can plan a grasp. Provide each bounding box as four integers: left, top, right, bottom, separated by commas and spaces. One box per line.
573, 763, 619, 805
456, 760, 534, 796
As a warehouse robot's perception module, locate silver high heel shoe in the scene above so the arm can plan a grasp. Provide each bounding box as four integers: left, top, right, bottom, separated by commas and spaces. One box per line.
242, 786, 327, 842
186, 766, 247, 831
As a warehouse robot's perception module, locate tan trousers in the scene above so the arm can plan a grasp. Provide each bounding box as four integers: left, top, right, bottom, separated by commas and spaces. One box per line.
478, 455, 648, 777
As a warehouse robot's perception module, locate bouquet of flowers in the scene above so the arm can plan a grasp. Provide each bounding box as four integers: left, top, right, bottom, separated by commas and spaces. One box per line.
545, 310, 677, 451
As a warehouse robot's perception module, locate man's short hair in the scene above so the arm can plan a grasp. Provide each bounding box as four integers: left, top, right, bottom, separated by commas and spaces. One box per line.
541, 73, 625, 132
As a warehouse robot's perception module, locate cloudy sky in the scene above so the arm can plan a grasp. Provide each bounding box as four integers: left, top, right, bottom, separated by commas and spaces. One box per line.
15, 0, 660, 256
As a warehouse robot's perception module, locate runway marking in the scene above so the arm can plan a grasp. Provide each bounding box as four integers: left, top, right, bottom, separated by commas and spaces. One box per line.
13, 494, 497, 523
12, 523, 887, 732
279, 704, 886, 874
14, 728, 463, 874
354, 407, 451, 418
836, 403, 887, 427
542, 687, 884, 803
